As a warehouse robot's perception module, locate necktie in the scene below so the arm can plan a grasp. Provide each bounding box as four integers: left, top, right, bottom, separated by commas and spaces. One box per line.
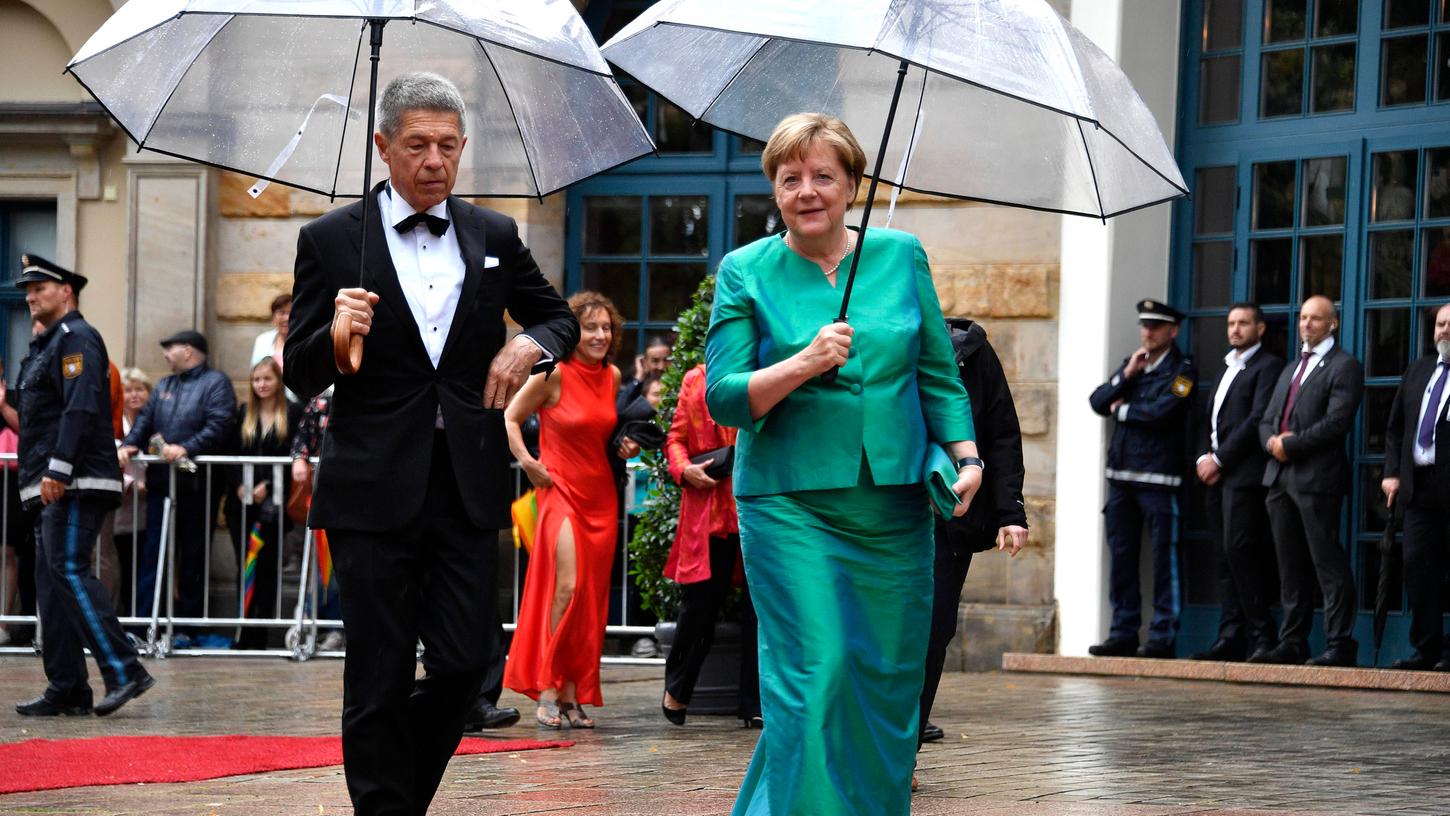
1418, 362, 1449, 450
394, 212, 449, 236
1279, 351, 1313, 433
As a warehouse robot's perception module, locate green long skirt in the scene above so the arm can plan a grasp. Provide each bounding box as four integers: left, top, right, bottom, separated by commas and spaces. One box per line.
732, 471, 932, 816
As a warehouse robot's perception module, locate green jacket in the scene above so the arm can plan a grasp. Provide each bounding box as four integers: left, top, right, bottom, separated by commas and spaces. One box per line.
705, 228, 974, 497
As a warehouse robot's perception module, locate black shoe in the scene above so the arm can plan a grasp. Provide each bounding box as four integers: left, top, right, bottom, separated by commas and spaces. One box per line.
1390, 654, 1439, 671
661, 693, 687, 726
920, 722, 944, 743
1245, 643, 1279, 663
1253, 642, 1309, 665
1435, 657, 1450, 672
463, 702, 521, 731
15, 693, 92, 717
1306, 643, 1358, 668
1136, 640, 1176, 659
1189, 639, 1246, 662
95, 671, 155, 717
740, 715, 763, 729
1087, 637, 1138, 657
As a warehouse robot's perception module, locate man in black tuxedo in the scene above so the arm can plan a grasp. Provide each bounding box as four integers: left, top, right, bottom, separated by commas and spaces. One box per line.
1257, 295, 1363, 667
284, 73, 578, 816
1381, 302, 1450, 671
1192, 303, 1283, 662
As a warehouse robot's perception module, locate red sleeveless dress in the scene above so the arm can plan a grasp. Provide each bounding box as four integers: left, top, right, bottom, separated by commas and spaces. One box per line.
504, 358, 618, 705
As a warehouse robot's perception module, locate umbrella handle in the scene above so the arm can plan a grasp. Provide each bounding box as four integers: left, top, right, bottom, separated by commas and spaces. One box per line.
332, 314, 364, 375
820, 317, 849, 384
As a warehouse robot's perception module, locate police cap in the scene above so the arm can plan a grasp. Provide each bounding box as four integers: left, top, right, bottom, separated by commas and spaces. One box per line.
15, 254, 88, 292
1136, 298, 1184, 326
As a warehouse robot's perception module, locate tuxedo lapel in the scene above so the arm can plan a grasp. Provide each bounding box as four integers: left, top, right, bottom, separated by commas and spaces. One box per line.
349, 183, 429, 363
440, 197, 486, 366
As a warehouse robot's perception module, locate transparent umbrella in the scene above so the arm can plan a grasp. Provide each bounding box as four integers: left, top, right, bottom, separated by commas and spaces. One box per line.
69, 0, 655, 372
603, 0, 1188, 336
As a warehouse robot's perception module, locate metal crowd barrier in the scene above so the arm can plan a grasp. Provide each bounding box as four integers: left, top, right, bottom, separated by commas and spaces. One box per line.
0, 453, 661, 664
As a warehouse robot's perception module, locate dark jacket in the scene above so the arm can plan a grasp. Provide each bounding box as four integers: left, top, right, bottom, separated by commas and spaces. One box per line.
1382, 354, 1450, 506
122, 360, 236, 459
284, 183, 579, 531
1199, 346, 1284, 489
1089, 344, 1197, 489
16, 311, 122, 508
1258, 342, 1363, 494
939, 319, 1027, 550
226, 400, 305, 530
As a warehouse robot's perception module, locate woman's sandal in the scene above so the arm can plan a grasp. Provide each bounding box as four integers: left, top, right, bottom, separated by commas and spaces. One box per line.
535, 699, 562, 729
558, 701, 595, 729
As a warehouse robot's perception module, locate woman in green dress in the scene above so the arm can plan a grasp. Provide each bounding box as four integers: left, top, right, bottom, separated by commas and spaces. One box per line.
705, 113, 981, 815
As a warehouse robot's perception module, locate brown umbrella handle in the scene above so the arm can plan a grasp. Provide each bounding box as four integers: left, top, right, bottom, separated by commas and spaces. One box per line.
332, 313, 364, 375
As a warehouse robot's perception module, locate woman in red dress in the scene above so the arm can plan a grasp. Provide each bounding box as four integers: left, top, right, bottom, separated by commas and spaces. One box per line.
504, 292, 637, 728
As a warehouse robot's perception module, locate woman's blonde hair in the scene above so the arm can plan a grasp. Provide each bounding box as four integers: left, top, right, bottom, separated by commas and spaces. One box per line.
241, 358, 288, 447
761, 113, 867, 201
566, 290, 625, 360
120, 367, 151, 392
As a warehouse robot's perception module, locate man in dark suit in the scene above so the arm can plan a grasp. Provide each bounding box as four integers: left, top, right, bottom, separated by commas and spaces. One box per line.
1381, 302, 1450, 671
284, 73, 578, 816
1191, 303, 1283, 662
1257, 295, 1363, 667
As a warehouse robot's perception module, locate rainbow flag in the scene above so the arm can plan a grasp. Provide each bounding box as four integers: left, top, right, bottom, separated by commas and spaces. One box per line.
314, 528, 333, 593
511, 490, 538, 553
242, 521, 265, 614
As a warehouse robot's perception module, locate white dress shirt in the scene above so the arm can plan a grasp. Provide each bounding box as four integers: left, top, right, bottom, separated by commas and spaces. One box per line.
1413, 358, 1450, 466
1207, 342, 1261, 461
379, 186, 464, 369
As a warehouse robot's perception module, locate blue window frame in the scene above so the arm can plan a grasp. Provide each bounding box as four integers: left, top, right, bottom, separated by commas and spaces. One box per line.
0, 201, 55, 380
1173, 0, 1450, 659
568, 1, 780, 356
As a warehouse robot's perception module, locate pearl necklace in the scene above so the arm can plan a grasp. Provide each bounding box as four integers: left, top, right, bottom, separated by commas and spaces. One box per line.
785, 231, 853, 277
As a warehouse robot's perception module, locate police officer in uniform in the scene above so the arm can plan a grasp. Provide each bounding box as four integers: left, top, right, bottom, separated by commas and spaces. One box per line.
13, 255, 154, 717
1088, 299, 1197, 659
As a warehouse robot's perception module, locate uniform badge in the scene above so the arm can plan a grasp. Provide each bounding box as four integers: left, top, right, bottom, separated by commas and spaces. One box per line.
1170, 374, 1193, 398
62, 354, 83, 379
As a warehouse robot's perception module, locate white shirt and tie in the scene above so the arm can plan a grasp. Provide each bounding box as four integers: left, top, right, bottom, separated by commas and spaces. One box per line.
1413, 357, 1450, 466
378, 185, 550, 426
1199, 342, 1262, 467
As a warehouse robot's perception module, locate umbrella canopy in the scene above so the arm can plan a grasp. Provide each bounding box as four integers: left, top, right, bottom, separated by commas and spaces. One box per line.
602, 0, 1186, 219
67, 0, 654, 199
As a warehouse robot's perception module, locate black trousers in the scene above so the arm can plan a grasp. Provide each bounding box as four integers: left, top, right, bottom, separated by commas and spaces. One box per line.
137, 470, 208, 622
1266, 482, 1356, 648
1402, 471, 1450, 661
663, 534, 760, 718
226, 499, 282, 650
1204, 482, 1278, 649
35, 494, 144, 702
330, 433, 498, 816
473, 622, 506, 707
918, 523, 985, 748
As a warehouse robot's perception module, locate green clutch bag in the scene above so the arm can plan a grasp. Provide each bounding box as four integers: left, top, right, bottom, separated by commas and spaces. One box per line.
923, 443, 961, 519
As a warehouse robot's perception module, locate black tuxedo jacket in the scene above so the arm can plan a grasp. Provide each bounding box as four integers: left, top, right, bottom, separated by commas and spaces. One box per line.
1383, 354, 1450, 507
1200, 348, 1284, 489
284, 183, 578, 531
1257, 343, 1363, 494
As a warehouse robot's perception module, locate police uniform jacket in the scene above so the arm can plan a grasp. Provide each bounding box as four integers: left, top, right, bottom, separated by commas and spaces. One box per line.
1089, 344, 1196, 490
16, 310, 122, 508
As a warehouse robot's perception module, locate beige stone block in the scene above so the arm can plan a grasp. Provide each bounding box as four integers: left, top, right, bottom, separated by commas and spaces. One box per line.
985, 264, 1055, 318
211, 320, 269, 384
1025, 496, 1055, 551
961, 549, 1008, 605
1012, 383, 1055, 436
1006, 544, 1053, 606
216, 272, 293, 321
290, 190, 341, 217
217, 218, 309, 275
1020, 438, 1056, 497
218, 172, 289, 218
958, 603, 1057, 671
902, 205, 1061, 266
980, 320, 1058, 381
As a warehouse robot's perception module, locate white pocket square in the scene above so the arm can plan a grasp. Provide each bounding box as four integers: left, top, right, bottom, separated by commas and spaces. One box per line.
483, 256, 500, 269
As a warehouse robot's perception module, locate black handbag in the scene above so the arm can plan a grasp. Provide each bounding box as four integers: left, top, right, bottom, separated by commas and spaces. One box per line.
690, 445, 734, 480
612, 420, 666, 451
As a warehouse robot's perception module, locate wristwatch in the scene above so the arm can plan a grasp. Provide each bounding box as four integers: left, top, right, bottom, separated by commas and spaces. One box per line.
955, 456, 985, 472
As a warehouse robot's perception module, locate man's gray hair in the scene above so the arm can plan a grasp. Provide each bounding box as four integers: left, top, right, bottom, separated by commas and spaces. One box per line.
377, 72, 467, 139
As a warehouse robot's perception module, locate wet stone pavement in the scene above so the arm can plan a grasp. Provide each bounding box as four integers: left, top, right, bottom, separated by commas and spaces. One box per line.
0, 655, 1447, 815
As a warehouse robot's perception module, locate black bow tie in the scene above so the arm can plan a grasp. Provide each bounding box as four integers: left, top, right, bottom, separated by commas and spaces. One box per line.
394, 212, 449, 236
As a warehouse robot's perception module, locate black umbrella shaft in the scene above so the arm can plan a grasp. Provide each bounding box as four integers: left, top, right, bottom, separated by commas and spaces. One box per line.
835, 59, 911, 323
356, 19, 386, 288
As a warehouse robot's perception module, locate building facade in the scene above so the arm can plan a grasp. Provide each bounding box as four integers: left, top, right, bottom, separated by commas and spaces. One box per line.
3, 0, 1446, 666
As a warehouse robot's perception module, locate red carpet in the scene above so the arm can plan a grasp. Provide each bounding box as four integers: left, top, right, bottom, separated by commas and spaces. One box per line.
0, 734, 573, 794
